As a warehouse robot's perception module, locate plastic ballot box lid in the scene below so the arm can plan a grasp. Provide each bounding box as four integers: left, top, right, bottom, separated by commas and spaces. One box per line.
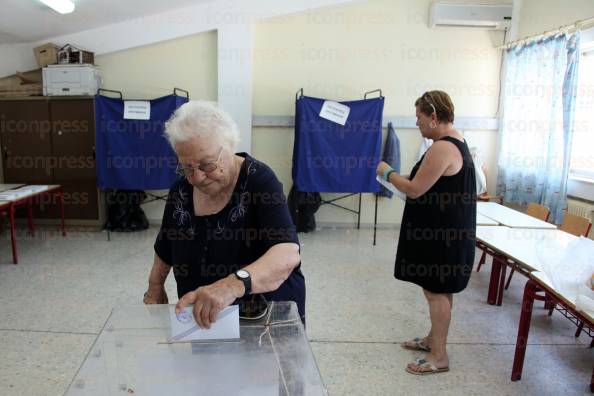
66, 302, 327, 396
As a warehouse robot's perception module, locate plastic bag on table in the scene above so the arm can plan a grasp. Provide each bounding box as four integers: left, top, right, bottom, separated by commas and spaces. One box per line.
537, 236, 594, 306
576, 281, 594, 313
573, 237, 594, 313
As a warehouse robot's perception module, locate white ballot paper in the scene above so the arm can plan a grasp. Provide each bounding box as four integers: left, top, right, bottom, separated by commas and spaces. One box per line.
169, 305, 240, 342
376, 175, 407, 201
124, 100, 151, 120
319, 100, 350, 126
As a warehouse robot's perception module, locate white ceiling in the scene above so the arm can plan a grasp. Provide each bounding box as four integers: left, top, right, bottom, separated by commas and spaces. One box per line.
0, 0, 215, 44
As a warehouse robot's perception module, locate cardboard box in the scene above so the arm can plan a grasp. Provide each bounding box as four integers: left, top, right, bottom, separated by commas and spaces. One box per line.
58, 44, 94, 65
0, 69, 43, 97
34, 43, 59, 67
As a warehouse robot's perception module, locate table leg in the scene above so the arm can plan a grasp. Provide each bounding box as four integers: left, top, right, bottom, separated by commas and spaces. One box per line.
57, 190, 66, 237
487, 255, 501, 305
575, 322, 584, 337
9, 204, 17, 264
497, 259, 508, 306
477, 248, 486, 272
511, 279, 537, 381
26, 199, 35, 236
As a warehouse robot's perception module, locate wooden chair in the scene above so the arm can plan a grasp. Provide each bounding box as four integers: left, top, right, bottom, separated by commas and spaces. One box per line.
477, 193, 503, 205
526, 203, 550, 222
559, 211, 592, 237
504, 203, 551, 290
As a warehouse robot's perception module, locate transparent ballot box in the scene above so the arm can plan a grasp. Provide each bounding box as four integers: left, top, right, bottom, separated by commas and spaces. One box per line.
66, 302, 327, 396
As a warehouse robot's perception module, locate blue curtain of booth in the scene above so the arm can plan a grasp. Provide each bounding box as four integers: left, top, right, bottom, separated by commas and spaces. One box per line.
95, 94, 188, 189
292, 95, 383, 193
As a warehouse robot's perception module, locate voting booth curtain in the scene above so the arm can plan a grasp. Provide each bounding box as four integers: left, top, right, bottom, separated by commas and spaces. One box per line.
292, 95, 384, 193
95, 94, 188, 190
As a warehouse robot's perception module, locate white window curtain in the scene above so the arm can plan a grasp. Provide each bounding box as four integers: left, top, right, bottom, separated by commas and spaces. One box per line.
496, 33, 581, 223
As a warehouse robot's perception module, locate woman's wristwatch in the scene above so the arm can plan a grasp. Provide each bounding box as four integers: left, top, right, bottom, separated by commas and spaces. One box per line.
383, 167, 396, 181
235, 269, 252, 298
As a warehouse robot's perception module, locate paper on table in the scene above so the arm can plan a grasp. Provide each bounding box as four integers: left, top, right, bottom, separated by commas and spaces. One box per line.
376, 175, 407, 201
169, 305, 240, 343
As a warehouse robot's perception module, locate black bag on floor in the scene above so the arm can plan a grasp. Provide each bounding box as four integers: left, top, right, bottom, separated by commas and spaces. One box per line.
106, 190, 149, 232
287, 185, 321, 233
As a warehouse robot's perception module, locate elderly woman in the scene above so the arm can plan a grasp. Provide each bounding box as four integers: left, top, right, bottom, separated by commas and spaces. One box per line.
377, 91, 476, 375
143, 101, 305, 328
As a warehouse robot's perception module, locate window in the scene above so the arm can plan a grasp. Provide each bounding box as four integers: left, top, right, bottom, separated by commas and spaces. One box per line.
570, 34, 594, 181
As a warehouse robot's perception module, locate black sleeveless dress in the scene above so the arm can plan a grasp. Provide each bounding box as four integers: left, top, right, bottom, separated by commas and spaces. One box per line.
394, 136, 477, 294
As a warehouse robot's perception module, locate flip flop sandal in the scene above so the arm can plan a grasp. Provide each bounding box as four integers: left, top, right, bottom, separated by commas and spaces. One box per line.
400, 337, 431, 352
405, 359, 449, 375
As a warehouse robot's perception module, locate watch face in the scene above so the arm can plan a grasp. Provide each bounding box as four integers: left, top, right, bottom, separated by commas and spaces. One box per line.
236, 270, 249, 279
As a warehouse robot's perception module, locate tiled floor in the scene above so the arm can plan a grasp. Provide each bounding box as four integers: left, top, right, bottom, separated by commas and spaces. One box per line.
0, 226, 591, 395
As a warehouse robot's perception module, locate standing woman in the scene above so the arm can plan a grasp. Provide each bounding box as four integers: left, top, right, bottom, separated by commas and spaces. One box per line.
377, 91, 476, 375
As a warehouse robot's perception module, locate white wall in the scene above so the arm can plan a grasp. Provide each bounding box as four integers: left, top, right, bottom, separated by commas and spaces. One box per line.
517, 0, 594, 39
0, 43, 38, 77
95, 32, 218, 100
1, 0, 506, 226
90, 0, 505, 225
251, 0, 503, 226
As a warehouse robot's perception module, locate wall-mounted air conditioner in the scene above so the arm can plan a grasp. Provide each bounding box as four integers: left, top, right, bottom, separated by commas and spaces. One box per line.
429, 2, 512, 30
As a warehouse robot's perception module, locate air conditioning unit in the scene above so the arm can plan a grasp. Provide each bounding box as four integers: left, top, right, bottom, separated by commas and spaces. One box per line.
429, 2, 512, 30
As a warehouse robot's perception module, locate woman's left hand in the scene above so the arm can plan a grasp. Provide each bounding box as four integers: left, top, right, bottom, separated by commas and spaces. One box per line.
376, 161, 391, 177
175, 275, 244, 329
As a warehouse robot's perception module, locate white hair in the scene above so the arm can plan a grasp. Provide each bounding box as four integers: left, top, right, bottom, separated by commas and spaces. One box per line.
164, 101, 240, 150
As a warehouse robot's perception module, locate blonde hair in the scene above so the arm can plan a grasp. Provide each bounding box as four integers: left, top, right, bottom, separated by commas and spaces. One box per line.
164, 101, 240, 150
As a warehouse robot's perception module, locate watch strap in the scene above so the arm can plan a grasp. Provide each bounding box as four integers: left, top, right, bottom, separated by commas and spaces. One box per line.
235, 270, 252, 298
385, 169, 397, 181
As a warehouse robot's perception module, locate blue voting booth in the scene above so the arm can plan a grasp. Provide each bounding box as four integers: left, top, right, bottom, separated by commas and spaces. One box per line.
292, 90, 384, 243
95, 89, 189, 190
293, 94, 383, 193
94, 88, 189, 238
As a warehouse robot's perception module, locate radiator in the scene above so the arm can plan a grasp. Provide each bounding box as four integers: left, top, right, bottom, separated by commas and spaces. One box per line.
567, 199, 594, 223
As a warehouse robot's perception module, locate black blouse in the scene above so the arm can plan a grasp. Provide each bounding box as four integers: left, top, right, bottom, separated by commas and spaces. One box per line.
154, 153, 306, 317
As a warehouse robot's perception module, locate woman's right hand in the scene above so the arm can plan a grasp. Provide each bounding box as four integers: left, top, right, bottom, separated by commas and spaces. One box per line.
143, 286, 168, 304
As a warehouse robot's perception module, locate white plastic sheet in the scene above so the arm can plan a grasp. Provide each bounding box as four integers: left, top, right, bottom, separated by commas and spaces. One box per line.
538, 236, 594, 312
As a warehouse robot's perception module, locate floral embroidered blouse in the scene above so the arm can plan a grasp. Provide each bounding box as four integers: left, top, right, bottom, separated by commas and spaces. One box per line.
154, 153, 305, 317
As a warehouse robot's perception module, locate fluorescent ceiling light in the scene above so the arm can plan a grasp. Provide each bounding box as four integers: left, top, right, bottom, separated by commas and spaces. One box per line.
39, 0, 75, 14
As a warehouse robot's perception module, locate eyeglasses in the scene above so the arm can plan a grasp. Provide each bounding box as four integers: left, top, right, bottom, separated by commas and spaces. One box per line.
176, 148, 223, 177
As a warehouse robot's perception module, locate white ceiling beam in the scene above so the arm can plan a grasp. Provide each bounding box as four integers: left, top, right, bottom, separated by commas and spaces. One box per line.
36, 0, 363, 55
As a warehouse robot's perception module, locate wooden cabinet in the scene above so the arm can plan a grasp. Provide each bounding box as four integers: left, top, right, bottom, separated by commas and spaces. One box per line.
0, 100, 52, 183
0, 97, 102, 223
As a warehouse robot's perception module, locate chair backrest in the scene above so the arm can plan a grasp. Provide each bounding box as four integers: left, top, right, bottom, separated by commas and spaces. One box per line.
560, 212, 592, 237
526, 203, 550, 222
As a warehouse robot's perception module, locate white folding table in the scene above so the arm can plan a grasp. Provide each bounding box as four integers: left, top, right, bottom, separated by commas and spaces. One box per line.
477, 213, 498, 226
477, 202, 557, 229
512, 271, 594, 391
475, 226, 576, 305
